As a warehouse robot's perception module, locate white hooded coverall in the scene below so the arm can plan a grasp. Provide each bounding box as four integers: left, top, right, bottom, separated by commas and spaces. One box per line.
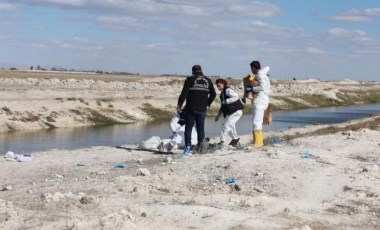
169, 113, 197, 147
251, 66, 271, 131
220, 88, 243, 142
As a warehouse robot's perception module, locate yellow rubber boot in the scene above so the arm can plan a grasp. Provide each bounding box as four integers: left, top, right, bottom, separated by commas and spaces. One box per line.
253, 130, 264, 148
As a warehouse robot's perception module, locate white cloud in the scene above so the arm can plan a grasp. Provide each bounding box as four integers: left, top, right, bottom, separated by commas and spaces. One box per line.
97, 16, 147, 29
227, 1, 282, 18
209, 40, 238, 49
0, 3, 16, 11
306, 47, 325, 55
144, 43, 179, 52
251, 20, 269, 27
331, 8, 380, 22
13, 0, 213, 17
350, 48, 380, 57
0, 35, 15, 41
27, 42, 47, 48
327, 28, 365, 37
12, 0, 280, 20
32, 0, 85, 6
66, 37, 88, 44
326, 28, 372, 43
363, 8, 380, 16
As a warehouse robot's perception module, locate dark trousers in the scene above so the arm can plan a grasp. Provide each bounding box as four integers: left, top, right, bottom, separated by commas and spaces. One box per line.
185, 110, 206, 147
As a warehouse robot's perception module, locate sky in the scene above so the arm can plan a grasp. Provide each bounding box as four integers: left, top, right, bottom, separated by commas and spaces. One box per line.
0, 0, 379, 80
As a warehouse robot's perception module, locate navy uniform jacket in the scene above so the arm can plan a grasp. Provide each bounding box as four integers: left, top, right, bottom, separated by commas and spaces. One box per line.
178, 75, 216, 112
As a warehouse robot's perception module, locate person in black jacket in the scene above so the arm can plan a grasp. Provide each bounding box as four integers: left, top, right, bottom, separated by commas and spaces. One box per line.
214, 79, 244, 149
177, 65, 216, 156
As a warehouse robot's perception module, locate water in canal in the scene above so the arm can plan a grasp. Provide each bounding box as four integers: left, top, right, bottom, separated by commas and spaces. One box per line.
0, 103, 379, 154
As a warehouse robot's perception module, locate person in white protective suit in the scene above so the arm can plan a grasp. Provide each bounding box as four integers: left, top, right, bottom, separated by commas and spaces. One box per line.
168, 110, 197, 148
159, 111, 198, 152
214, 79, 244, 148
244, 61, 270, 147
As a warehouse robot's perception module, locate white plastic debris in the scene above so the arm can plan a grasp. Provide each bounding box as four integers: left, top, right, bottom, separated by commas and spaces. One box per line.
4, 151, 33, 163
139, 136, 161, 150
5, 151, 15, 158
138, 168, 151, 176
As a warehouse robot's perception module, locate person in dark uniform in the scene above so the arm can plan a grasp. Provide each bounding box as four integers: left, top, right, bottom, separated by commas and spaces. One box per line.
177, 65, 216, 156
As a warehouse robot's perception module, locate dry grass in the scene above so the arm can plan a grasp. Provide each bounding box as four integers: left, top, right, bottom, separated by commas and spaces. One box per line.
0, 70, 143, 83
272, 92, 380, 111
99, 98, 114, 103
78, 98, 89, 105
19, 112, 40, 122
5, 123, 18, 131
45, 116, 56, 122
86, 109, 118, 124
41, 121, 56, 128
67, 97, 77, 101
140, 103, 172, 121
1, 106, 12, 115
69, 109, 82, 116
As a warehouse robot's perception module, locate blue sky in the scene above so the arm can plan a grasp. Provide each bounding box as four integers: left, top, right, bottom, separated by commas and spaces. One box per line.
0, 0, 379, 80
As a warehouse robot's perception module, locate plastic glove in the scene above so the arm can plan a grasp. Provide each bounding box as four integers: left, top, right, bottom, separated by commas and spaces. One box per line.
245, 86, 253, 92
221, 100, 227, 106
214, 114, 221, 122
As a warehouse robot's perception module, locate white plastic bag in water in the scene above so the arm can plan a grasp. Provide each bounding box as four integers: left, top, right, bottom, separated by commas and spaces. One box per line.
139, 136, 161, 150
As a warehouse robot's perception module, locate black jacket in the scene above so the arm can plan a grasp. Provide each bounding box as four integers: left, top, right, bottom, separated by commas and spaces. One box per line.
220, 86, 244, 117
178, 75, 216, 112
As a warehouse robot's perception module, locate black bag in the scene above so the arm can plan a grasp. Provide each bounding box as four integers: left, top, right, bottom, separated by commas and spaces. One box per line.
177, 110, 186, 126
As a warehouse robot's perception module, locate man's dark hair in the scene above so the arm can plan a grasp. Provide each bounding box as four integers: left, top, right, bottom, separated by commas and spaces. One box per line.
250, 61, 261, 69
215, 78, 227, 86
192, 65, 203, 75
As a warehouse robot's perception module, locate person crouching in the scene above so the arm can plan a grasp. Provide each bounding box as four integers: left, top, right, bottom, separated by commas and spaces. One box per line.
214, 79, 244, 149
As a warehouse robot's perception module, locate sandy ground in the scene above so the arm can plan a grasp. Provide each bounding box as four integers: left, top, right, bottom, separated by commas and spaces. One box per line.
1, 116, 379, 230
1, 70, 379, 132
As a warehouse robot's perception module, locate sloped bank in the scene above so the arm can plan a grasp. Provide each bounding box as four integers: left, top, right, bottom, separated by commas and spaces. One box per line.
0, 75, 379, 132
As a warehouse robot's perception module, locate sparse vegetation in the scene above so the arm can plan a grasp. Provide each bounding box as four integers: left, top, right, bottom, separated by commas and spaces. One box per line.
19, 112, 40, 122
272, 92, 380, 111
46, 116, 56, 122
116, 109, 135, 121
140, 103, 172, 121
266, 115, 380, 144
50, 111, 59, 118
2, 106, 12, 115
144, 95, 154, 99
67, 97, 77, 101
41, 121, 56, 128
99, 98, 114, 103
96, 100, 102, 106
86, 109, 117, 124
69, 109, 82, 115
5, 123, 17, 131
